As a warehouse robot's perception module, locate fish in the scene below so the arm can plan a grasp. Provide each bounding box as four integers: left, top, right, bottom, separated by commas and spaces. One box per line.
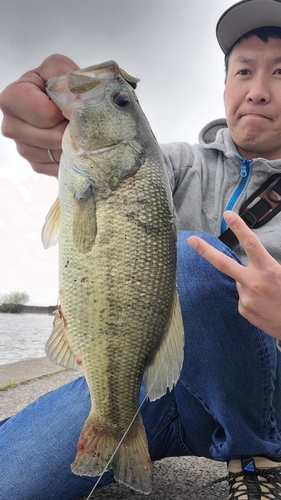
42, 60, 184, 495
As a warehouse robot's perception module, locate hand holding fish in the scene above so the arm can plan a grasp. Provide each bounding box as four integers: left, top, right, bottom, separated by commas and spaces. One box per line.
188, 211, 281, 340
0, 54, 78, 176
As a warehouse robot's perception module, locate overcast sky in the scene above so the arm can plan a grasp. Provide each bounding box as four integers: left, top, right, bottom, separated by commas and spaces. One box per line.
0, 0, 233, 305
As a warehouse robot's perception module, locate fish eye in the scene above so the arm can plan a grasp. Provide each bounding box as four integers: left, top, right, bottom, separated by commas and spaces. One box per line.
113, 92, 130, 108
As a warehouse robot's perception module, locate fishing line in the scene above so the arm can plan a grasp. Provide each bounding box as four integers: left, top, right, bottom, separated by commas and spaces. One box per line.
84, 390, 148, 499
84, 331, 174, 499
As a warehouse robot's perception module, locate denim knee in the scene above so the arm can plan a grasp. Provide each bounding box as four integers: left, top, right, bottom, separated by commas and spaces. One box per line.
175, 231, 281, 460
176, 230, 241, 313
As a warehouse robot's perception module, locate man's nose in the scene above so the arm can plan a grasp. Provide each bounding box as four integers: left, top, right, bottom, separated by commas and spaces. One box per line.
246, 76, 270, 103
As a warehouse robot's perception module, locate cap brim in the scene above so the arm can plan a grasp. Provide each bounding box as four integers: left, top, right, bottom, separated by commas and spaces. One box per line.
216, 0, 281, 54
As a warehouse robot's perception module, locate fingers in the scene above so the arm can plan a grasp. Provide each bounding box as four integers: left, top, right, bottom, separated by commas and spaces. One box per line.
37, 53, 80, 81
26, 161, 60, 177
0, 79, 64, 128
223, 211, 269, 267
187, 212, 250, 284
1, 112, 67, 177
0, 54, 79, 177
188, 211, 281, 340
1, 114, 68, 149
15, 54, 79, 126
188, 211, 274, 285
188, 233, 244, 282
15, 142, 60, 176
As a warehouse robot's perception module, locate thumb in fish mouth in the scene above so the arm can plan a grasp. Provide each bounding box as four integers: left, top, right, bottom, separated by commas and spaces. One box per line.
45, 61, 139, 118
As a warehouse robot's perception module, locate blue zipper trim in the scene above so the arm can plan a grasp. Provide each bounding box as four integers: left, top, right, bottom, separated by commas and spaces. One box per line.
220, 155, 253, 233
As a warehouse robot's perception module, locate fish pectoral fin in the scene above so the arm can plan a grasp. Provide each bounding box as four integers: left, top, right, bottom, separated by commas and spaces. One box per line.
41, 197, 60, 249
144, 290, 184, 401
73, 190, 97, 253
45, 308, 81, 371
72, 412, 152, 494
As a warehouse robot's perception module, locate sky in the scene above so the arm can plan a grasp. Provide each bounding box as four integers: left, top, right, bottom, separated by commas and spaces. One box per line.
0, 0, 234, 305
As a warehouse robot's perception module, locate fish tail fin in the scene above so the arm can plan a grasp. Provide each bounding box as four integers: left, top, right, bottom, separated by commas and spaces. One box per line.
71, 411, 116, 476
71, 412, 152, 494
114, 415, 152, 494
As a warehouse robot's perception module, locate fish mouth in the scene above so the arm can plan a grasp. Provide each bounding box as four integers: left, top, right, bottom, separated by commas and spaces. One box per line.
46, 62, 140, 123
46, 61, 139, 106
46, 76, 108, 119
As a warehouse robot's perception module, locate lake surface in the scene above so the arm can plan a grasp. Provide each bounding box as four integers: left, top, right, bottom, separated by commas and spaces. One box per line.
0, 313, 54, 365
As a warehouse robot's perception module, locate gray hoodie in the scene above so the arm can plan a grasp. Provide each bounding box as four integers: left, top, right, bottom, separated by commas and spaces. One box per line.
161, 119, 281, 265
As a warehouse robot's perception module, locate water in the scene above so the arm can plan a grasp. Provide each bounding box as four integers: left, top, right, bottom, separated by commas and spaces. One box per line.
0, 313, 54, 365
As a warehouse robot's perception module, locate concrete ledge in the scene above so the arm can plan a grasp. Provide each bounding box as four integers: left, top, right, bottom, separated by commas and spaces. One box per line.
0, 357, 62, 387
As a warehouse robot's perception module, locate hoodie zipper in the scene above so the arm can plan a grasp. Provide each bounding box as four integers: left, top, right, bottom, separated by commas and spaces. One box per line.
220, 155, 253, 233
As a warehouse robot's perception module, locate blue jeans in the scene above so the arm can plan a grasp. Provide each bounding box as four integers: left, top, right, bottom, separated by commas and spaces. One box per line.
1, 232, 281, 500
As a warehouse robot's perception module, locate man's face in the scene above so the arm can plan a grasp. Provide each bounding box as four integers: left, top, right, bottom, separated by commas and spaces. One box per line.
224, 36, 281, 160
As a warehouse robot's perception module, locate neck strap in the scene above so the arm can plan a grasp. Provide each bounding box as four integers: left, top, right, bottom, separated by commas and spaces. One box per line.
219, 174, 281, 249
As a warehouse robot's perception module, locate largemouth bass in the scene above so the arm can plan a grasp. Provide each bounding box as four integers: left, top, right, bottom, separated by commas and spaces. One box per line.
42, 61, 184, 494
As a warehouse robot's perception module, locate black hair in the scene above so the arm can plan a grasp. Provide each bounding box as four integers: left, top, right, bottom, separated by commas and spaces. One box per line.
225, 26, 281, 73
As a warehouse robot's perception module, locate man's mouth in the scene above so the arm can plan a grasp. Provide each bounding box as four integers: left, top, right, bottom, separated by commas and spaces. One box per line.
239, 113, 272, 121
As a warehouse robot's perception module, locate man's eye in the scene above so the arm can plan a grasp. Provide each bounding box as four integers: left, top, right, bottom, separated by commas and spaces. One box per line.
274, 69, 281, 75
237, 69, 250, 76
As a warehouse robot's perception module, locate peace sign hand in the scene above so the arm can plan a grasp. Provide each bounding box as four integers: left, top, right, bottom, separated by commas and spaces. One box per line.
188, 211, 281, 340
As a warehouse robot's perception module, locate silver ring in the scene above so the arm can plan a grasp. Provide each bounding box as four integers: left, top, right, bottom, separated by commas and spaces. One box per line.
47, 149, 59, 164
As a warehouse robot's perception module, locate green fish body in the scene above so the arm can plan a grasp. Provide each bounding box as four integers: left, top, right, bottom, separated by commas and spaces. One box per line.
42, 61, 184, 494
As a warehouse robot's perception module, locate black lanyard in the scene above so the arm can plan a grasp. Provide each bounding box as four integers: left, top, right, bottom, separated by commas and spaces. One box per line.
219, 174, 281, 249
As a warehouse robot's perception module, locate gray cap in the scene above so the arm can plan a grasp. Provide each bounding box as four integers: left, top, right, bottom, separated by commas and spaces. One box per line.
216, 0, 281, 54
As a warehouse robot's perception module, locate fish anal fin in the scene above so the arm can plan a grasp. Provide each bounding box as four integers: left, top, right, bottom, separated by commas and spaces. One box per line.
45, 307, 80, 371
73, 189, 97, 253
72, 412, 152, 494
144, 290, 184, 401
41, 197, 60, 249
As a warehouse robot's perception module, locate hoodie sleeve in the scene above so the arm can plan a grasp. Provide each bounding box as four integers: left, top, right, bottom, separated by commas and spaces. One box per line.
160, 142, 195, 194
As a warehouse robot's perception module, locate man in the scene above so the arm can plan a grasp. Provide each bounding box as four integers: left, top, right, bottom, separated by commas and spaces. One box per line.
1, 1, 281, 498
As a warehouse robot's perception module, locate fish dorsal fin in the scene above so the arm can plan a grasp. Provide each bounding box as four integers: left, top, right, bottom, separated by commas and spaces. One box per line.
73, 189, 97, 253
45, 307, 81, 371
41, 197, 61, 249
144, 290, 184, 401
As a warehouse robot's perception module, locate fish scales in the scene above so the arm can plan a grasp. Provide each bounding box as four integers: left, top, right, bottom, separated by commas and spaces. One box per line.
60, 161, 176, 429
42, 61, 184, 494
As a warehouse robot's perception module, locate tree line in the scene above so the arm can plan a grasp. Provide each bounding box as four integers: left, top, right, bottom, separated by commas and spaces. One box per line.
0, 291, 30, 313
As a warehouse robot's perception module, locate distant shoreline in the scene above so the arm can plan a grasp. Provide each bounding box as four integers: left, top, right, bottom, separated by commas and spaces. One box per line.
0, 305, 56, 315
